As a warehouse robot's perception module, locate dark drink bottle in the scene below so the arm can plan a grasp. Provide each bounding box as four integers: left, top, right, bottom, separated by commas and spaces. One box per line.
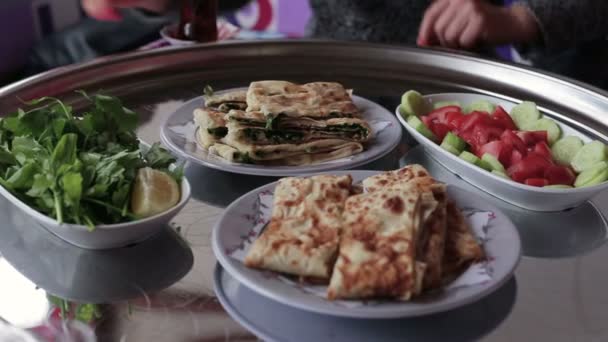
177, 0, 218, 43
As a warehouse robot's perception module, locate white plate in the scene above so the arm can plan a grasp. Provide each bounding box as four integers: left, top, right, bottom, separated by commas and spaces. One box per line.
396, 93, 608, 211
160, 90, 402, 177
214, 264, 517, 342
211, 170, 521, 319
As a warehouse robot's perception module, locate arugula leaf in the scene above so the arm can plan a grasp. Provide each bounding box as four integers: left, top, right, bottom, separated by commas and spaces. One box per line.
7, 163, 38, 189
51, 133, 78, 170
144, 143, 177, 169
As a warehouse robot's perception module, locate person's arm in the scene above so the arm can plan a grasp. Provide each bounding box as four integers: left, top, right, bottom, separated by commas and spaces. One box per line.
516, 0, 608, 51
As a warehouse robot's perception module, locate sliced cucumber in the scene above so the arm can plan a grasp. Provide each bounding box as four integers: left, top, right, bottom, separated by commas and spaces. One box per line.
433, 101, 461, 110
476, 159, 493, 171
574, 161, 608, 187
544, 184, 574, 189
441, 141, 460, 156
571, 141, 608, 173
442, 132, 466, 153
464, 100, 496, 114
400, 90, 428, 117
407, 115, 437, 141
459, 151, 480, 165
551, 136, 584, 165
511, 101, 541, 130
530, 118, 562, 145
492, 170, 510, 179
481, 153, 506, 173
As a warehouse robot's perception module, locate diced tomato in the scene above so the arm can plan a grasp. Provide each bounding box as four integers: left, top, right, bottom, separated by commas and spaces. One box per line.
446, 112, 466, 130
507, 153, 553, 183
533, 141, 552, 160
466, 124, 502, 147
430, 122, 451, 141
458, 112, 494, 133
509, 149, 524, 168
421, 115, 433, 127
516, 131, 549, 146
477, 140, 513, 166
501, 130, 527, 154
427, 106, 461, 124
544, 165, 576, 186
492, 106, 517, 130
525, 178, 550, 187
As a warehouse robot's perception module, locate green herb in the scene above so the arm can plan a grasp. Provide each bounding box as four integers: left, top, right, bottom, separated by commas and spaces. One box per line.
47, 295, 102, 324
0, 92, 182, 228
203, 85, 214, 98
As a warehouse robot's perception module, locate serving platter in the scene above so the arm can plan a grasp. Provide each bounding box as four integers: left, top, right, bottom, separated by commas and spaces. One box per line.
212, 170, 521, 319
160, 89, 402, 176
397, 93, 608, 211
213, 264, 517, 342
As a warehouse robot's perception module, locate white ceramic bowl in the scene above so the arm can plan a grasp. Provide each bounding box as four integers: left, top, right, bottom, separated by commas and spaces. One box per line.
0, 171, 191, 250
396, 92, 608, 212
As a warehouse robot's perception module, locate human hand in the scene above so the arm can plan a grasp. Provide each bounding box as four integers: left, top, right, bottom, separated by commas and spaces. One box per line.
417, 0, 540, 50
81, 0, 173, 21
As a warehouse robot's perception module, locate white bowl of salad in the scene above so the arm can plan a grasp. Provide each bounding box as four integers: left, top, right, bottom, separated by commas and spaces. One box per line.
0, 93, 191, 249
396, 91, 608, 212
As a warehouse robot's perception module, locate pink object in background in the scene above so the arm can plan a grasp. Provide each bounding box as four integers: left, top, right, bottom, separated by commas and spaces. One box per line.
224, 0, 312, 37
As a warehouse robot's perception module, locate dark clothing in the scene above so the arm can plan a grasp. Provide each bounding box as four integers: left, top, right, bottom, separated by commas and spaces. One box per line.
307, 0, 608, 89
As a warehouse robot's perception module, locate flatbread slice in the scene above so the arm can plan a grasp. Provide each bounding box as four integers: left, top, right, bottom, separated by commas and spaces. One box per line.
193, 108, 228, 147
225, 111, 372, 144
442, 200, 486, 282
362, 165, 448, 290
220, 133, 363, 162
204, 90, 247, 112
246, 81, 360, 118
208, 142, 363, 166
244, 175, 353, 279
327, 184, 435, 301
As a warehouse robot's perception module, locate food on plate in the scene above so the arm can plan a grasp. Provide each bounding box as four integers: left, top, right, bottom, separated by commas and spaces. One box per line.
245, 81, 359, 118
244, 165, 485, 301
203, 89, 247, 112
0, 93, 184, 228
442, 200, 485, 281
193, 108, 227, 147
194, 81, 373, 166
399, 90, 608, 189
327, 185, 435, 301
361, 165, 448, 290
244, 175, 353, 279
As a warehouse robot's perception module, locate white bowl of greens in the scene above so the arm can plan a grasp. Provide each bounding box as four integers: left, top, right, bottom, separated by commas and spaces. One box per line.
396, 91, 608, 212
0, 94, 191, 249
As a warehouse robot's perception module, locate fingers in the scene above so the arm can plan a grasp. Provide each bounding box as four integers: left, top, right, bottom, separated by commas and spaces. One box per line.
459, 14, 484, 49
81, 0, 122, 21
442, 9, 470, 48
418, 0, 489, 50
417, 0, 450, 46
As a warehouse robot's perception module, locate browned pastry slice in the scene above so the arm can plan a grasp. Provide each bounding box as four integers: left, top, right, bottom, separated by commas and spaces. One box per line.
327, 183, 436, 301
442, 200, 486, 283
362, 164, 448, 290
244, 175, 353, 279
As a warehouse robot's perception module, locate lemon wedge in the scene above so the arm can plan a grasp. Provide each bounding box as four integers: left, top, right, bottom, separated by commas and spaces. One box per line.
131, 167, 180, 218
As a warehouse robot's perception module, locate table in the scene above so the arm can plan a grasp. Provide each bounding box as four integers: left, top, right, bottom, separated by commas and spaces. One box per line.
1, 41, 608, 342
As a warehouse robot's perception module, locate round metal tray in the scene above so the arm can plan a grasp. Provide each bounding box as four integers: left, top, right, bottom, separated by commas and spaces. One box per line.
1, 40, 608, 143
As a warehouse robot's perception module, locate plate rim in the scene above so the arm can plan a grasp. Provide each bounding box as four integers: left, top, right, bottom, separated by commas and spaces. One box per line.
160, 90, 402, 176
211, 169, 522, 319
213, 263, 282, 342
